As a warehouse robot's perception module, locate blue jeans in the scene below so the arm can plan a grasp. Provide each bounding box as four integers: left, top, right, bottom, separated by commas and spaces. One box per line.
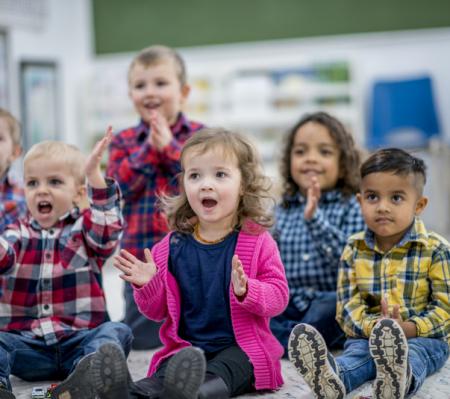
335, 337, 449, 395
270, 291, 345, 357
0, 321, 132, 390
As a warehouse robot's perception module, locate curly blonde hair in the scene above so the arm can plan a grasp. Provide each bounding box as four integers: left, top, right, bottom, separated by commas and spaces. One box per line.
161, 127, 275, 234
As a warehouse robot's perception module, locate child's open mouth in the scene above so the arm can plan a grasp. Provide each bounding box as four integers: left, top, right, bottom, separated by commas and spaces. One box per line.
202, 199, 217, 208
38, 201, 53, 214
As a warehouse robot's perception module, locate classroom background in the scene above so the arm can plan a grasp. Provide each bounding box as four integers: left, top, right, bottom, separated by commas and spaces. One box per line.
1, 0, 450, 321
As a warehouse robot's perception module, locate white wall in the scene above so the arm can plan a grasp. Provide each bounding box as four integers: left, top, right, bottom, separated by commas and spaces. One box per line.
5, 0, 93, 148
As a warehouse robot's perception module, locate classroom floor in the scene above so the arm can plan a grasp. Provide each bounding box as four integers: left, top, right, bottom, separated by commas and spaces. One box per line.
10, 264, 450, 398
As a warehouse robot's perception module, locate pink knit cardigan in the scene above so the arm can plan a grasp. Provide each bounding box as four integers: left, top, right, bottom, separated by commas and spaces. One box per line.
133, 224, 289, 390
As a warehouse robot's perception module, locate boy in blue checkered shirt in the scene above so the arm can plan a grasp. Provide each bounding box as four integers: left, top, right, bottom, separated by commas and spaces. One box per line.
270, 112, 365, 356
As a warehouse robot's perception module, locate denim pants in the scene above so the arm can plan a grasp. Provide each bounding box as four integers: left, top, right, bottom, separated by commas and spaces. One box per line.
270, 291, 345, 357
335, 337, 449, 396
0, 321, 132, 390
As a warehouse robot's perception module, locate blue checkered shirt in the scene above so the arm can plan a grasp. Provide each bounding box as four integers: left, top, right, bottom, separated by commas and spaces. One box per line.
273, 190, 365, 312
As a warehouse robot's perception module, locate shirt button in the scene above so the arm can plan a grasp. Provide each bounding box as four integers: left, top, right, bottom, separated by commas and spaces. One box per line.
45, 253, 51, 260
43, 304, 49, 310
49, 229, 54, 235
302, 253, 310, 261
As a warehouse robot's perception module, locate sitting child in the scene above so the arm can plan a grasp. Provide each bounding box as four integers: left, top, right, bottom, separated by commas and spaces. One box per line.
68, 127, 290, 399
288, 148, 449, 399
0, 108, 26, 233
0, 128, 132, 399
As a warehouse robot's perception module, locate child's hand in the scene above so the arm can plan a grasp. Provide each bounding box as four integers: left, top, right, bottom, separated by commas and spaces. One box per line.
231, 255, 248, 299
85, 126, 113, 188
304, 176, 321, 220
148, 110, 173, 151
113, 248, 157, 287
380, 297, 417, 338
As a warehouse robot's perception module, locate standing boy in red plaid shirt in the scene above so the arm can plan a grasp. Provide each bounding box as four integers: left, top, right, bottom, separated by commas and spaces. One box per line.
106, 45, 204, 349
0, 128, 132, 398
0, 108, 26, 233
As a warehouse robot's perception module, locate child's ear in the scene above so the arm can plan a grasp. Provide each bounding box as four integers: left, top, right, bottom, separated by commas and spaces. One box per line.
356, 192, 362, 205
11, 145, 22, 161
73, 184, 88, 210
180, 84, 191, 102
415, 196, 428, 215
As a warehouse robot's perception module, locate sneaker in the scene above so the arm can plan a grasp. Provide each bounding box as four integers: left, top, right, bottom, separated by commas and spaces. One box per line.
288, 323, 345, 399
162, 347, 206, 399
50, 353, 96, 399
369, 319, 411, 399
0, 383, 15, 399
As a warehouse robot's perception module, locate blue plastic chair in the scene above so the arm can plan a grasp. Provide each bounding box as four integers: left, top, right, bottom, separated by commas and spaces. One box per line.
366, 76, 441, 149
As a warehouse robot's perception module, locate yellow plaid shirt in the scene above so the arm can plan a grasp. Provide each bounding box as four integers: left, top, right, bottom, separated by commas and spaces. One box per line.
337, 218, 450, 344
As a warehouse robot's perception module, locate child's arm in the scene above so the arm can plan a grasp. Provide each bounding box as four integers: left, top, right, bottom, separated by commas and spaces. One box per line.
231, 234, 289, 317
306, 195, 365, 264
106, 128, 161, 201
406, 246, 450, 340
0, 228, 22, 274
336, 244, 379, 338
82, 128, 123, 260
114, 247, 167, 321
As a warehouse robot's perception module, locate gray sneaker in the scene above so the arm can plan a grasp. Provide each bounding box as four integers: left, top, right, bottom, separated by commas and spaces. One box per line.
162, 347, 206, 399
90, 343, 131, 399
369, 319, 411, 399
50, 353, 96, 399
288, 323, 345, 399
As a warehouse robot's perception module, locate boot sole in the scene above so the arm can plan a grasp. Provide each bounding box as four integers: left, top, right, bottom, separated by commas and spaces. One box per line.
50, 353, 96, 399
162, 347, 206, 399
288, 323, 345, 399
369, 319, 409, 399
90, 343, 130, 399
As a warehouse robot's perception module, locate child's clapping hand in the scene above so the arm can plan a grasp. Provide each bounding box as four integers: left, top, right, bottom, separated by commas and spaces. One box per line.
304, 175, 321, 221
114, 248, 157, 287
85, 126, 113, 188
148, 110, 173, 151
232, 255, 248, 299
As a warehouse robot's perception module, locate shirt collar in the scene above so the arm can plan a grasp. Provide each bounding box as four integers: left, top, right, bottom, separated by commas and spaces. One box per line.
357, 217, 429, 250
136, 112, 188, 143
29, 206, 80, 231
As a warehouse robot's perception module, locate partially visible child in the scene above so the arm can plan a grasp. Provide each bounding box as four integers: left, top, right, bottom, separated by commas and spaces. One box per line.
77, 128, 289, 399
270, 112, 365, 355
0, 129, 132, 398
288, 148, 450, 399
0, 108, 26, 233
106, 45, 204, 350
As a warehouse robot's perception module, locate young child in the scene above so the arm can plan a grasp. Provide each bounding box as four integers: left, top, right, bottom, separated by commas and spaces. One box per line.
288, 148, 450, 399
0, 108, 26, 233
79, 128, 289, 399
106, 45, 204, 350
270, 111, 365, 355
0, 129, 132, 398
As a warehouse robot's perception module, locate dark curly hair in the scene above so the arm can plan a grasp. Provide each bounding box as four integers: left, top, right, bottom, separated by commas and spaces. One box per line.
280, 111, 361, 204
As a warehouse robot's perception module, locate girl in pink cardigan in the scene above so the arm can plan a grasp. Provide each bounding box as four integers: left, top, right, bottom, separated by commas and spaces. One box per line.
91, 128, 289, 399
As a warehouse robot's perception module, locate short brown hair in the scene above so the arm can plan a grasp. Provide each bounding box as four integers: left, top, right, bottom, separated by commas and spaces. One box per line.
128, 45, 187, 86
24, 141, 86, 185
161, 127, 275, 233
0, 108, 21, 147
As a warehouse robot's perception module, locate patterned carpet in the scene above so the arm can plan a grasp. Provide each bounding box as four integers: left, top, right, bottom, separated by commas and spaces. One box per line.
11, 347, 450, 398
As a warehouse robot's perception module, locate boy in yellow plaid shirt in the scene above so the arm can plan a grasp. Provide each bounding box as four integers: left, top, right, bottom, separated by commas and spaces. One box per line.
288, 148, 449, 399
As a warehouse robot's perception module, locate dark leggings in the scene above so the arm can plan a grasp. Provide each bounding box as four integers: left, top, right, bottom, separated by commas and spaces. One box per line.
131, 345, 255, 398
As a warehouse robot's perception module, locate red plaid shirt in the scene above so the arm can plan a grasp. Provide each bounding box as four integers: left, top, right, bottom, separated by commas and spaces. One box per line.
106, 113, 203, 259
0, 179, 123, 345
0, 174, 27, 233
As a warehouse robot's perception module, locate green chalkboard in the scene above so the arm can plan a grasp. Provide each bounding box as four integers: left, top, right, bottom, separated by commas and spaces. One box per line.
92, 0, 450, 55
